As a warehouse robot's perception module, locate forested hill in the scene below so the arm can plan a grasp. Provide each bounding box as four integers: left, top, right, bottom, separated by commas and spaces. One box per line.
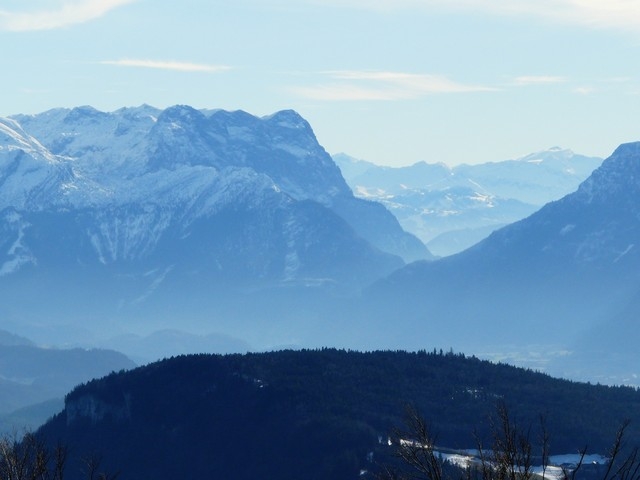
40, 349, 640, 480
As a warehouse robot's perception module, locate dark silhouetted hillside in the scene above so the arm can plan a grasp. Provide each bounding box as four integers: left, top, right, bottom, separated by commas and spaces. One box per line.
38, 349, 640, 480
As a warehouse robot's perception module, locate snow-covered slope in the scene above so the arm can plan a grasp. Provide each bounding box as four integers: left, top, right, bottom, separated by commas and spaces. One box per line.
0, 117, 79, 209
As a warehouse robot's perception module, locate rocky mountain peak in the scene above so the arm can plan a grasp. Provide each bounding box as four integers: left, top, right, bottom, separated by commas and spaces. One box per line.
573, 141, 640, 207
264, 109, 313, 131
63, 105, 110, 125
154, 105, 209, 132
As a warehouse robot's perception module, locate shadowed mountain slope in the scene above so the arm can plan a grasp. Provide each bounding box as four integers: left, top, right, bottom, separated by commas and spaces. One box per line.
359, 143, 640, 381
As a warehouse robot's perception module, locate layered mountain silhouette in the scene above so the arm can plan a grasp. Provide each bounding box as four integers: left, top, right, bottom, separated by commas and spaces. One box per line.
0, 328, 135, 433
360, 142, 640, 381
1, 105, 638, 383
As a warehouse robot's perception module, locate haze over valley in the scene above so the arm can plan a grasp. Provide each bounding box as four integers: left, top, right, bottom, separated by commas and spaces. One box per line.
0, 105, 637, 388
2, 1, 640, 477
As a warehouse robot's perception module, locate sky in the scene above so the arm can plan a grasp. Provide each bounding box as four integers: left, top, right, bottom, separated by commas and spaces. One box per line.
1, 0, 640, 167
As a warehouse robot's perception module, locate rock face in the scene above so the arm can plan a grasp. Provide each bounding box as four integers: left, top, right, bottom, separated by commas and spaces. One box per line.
0, 105, 430, 346
66, 393, 132, 426
0, 341, 135, 434
360, 143, 640, 382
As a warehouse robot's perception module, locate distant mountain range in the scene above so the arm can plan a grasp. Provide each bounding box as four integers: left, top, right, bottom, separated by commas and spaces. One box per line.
334, 149, 602, 256
0, 329, 134, 433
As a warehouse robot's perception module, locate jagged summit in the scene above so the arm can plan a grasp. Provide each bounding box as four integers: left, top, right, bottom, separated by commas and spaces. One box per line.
574, 141, 640, 205
263, 109, 312, 130
11, 105, 355, 206
517, 146, 574, 160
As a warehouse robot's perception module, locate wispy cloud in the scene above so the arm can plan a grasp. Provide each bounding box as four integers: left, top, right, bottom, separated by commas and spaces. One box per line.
573, 86, 596, 95
291, 70, 496, 101
99, 59, 232, 73
0, 0, 136, 32
571, 77, 637, 95
309, 0, 640, 32
556, 0, 640, 30
512, 75, 567, 86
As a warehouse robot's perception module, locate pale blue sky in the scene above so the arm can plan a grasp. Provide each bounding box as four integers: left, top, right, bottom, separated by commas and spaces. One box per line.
2, 0, 640, 166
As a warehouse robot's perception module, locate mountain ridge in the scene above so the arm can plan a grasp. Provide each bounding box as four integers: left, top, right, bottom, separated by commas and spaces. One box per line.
9, 105, 429, 263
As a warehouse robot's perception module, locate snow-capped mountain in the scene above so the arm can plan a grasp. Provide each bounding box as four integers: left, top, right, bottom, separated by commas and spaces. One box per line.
0, 105, 430, 346
10, 106, 429, 262
334, 149, 602, 256
358, 142, 640, 383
